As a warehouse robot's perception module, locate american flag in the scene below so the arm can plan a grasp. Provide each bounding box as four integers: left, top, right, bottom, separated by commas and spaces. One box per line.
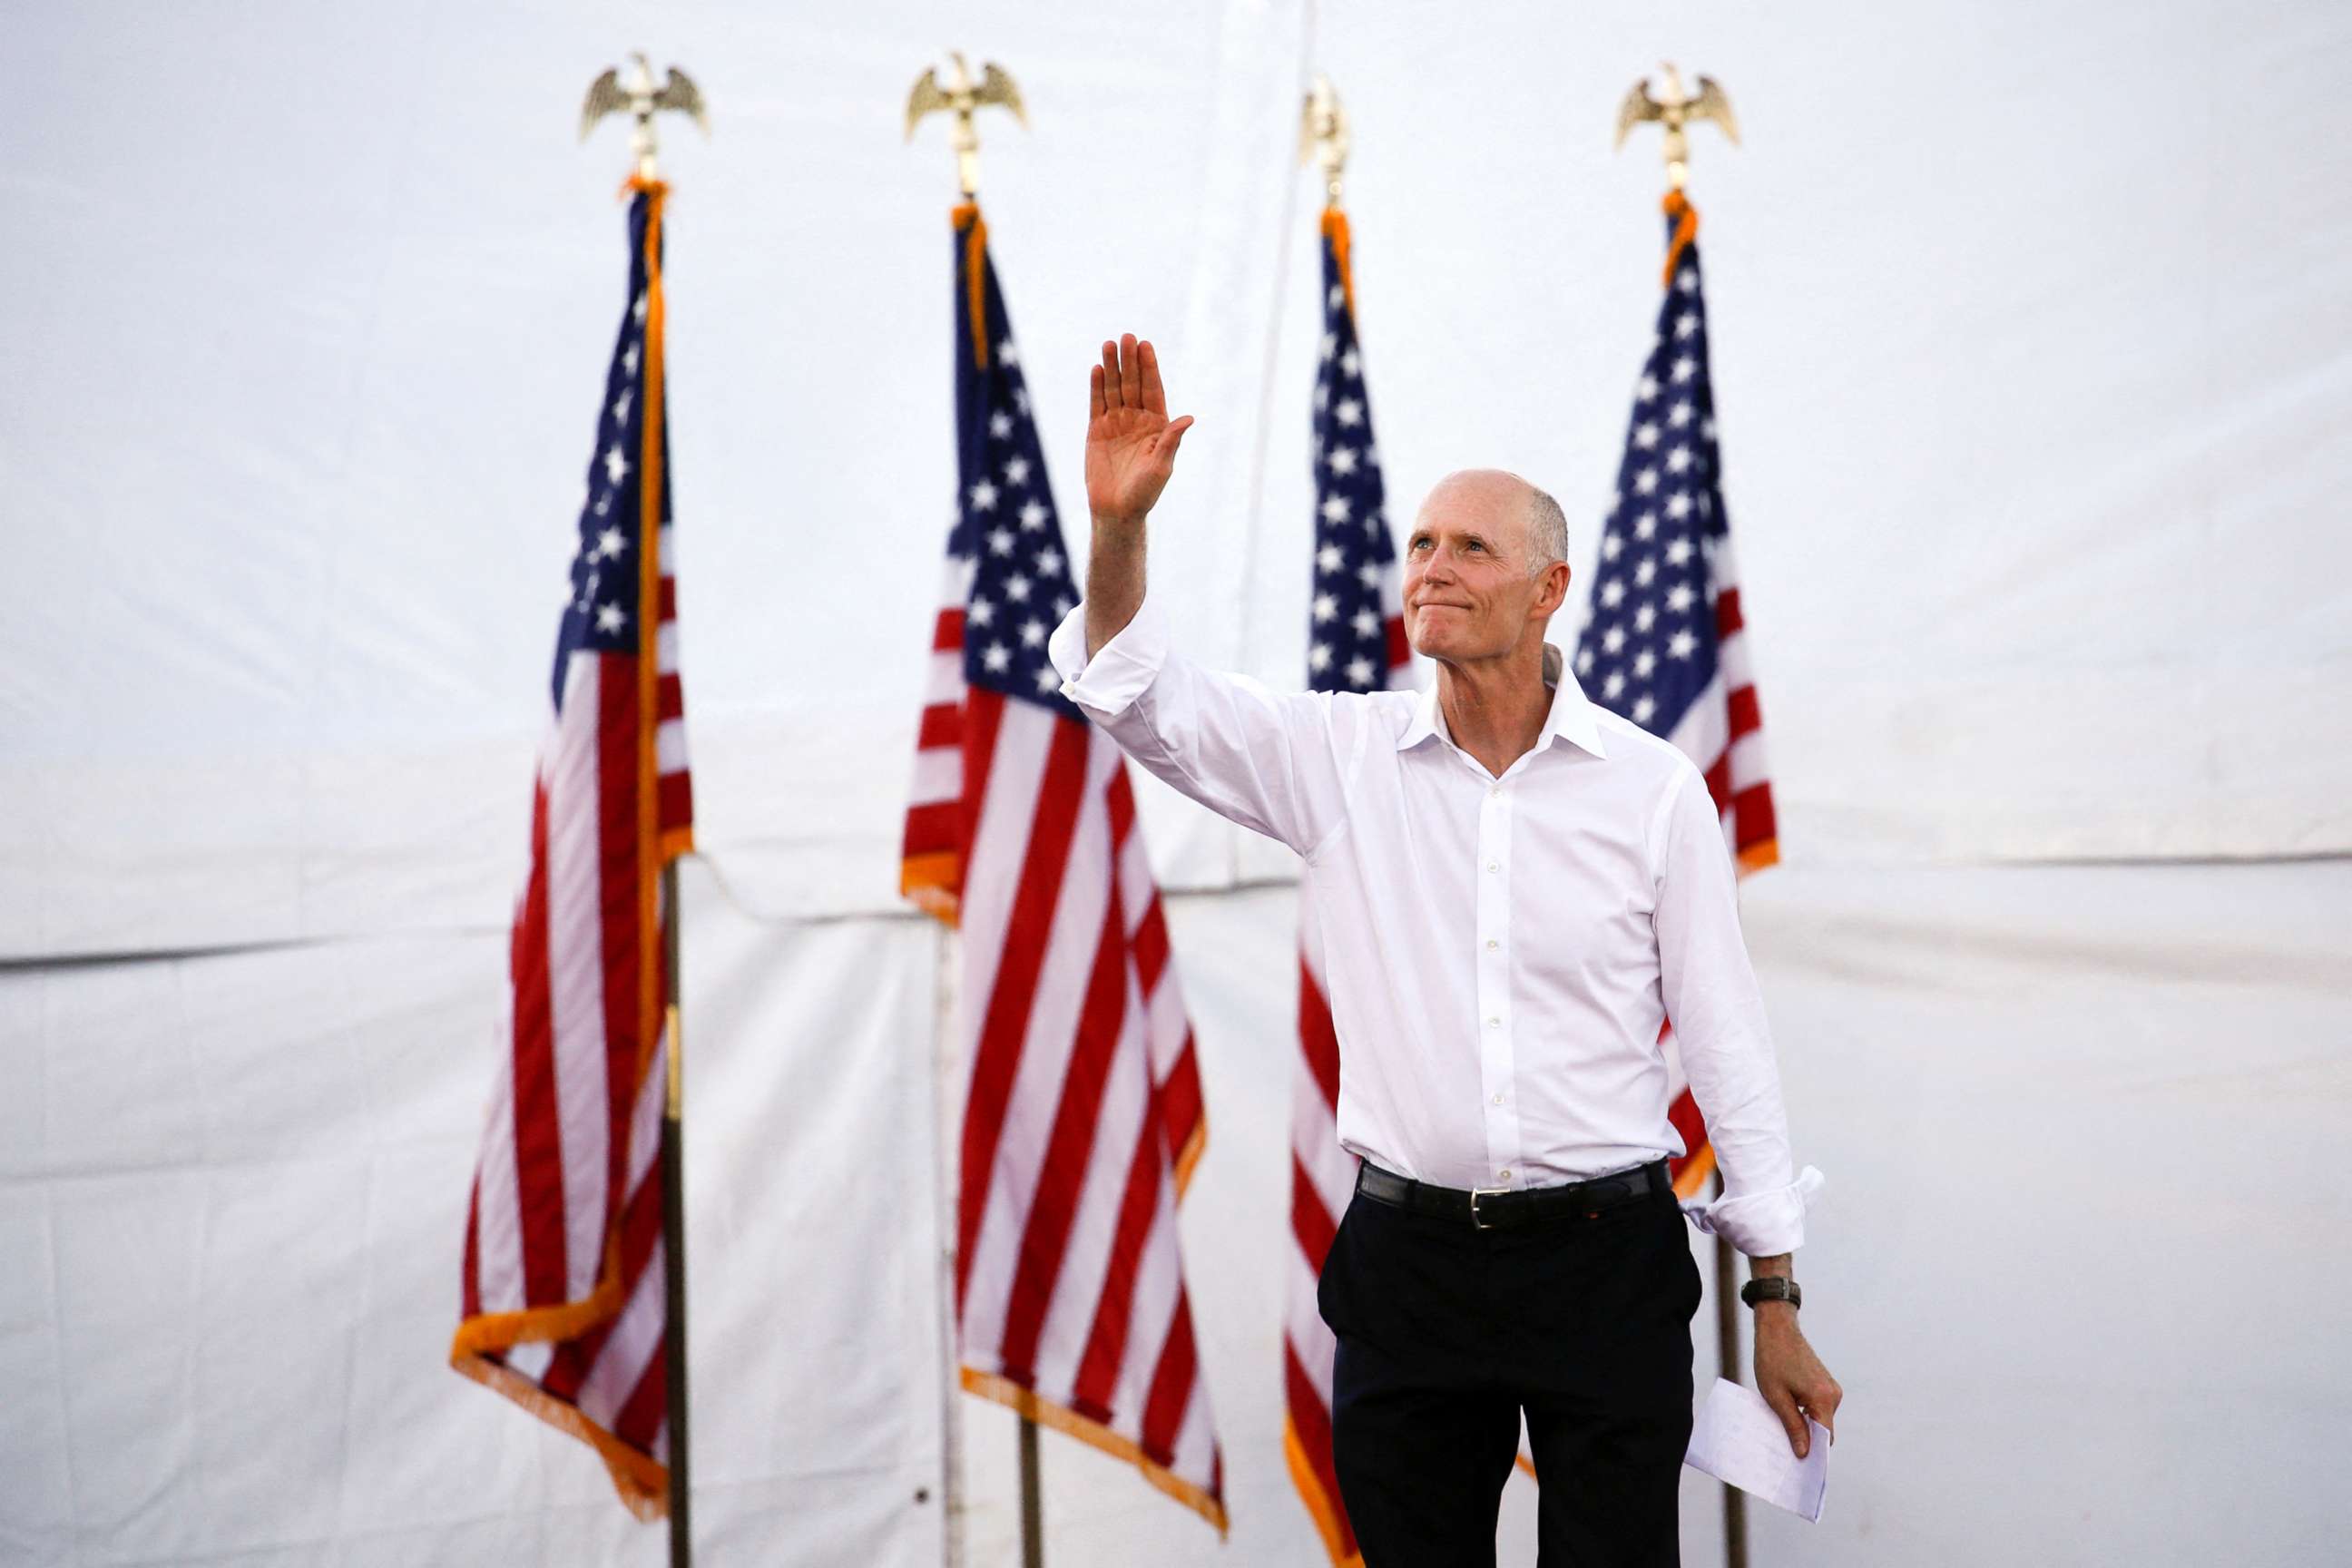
1286, 206, 1408, 1568
1573, 188, 1779, 1199
901, 203, 1225, 1531
452, 180, 693, 1519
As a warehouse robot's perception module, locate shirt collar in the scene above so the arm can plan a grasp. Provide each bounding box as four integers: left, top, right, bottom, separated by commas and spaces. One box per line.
1398, 642, 1609, 760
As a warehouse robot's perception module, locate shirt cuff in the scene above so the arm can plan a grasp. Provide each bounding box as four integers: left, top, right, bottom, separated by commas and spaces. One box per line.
1048, 595, 1169, 720
1681, 1165, 1825, 1258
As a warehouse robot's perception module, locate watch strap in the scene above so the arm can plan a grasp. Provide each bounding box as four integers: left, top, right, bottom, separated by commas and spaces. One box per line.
1740, 1276, 1802, 1310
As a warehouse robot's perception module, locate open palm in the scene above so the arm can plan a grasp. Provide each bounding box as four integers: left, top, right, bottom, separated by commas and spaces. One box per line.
1085, 334, 1194, 524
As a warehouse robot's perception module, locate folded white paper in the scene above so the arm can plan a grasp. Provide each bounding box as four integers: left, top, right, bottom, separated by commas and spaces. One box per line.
1683, 1377, 1829, 1522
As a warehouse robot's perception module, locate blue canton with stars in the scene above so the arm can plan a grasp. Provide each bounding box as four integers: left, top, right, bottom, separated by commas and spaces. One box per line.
554, 191, 666, 710
949, 215, 1081, 719
1573, 211, 1730, 736
1307, 228, 1399, 694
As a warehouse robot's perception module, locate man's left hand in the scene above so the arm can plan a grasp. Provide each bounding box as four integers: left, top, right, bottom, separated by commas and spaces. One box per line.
1752, 1307, 1841, 1459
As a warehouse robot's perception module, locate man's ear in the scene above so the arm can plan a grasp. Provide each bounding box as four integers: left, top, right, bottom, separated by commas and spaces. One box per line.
1534, 561, 1572, 620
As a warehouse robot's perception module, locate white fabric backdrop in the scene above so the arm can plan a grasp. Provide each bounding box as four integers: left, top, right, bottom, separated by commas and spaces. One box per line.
3, 0, 2349, 1563
5, 0, 2349, 958
5, 861, 2346, 1564
0, 866, 948, 1566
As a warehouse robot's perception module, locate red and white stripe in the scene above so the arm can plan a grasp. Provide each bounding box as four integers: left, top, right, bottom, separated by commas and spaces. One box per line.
654, 523, 693, 838
1658, 530, 1777, 1197
1663, 531, 1776, 877
903, 566, 1225, 1528
1286, 888, 1363, 1564
453, 638, 684, 1515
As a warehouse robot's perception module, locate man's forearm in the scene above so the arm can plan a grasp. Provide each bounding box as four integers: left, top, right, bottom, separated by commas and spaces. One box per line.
1085, 513, 1148, 660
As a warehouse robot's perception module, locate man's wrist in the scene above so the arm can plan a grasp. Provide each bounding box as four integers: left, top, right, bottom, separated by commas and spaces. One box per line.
1743, 1254, 1801, 1321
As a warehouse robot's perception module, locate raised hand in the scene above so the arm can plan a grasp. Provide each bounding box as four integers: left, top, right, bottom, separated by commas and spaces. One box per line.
1085, 334, 1194, 526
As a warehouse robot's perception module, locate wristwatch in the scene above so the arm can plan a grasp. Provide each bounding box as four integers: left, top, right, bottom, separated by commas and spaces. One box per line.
1740, 1277, 1801, 1310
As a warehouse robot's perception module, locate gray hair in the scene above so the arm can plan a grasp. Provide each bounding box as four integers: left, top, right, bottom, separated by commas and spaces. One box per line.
1524, 484, 1570, 578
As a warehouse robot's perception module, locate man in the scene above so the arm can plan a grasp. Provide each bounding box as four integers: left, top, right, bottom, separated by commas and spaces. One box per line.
1049, 336, 1839, 1565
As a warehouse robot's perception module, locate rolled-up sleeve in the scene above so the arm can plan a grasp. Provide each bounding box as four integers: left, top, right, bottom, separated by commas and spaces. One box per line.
1048, 593, 1171, 720
1048, 595, 1347, 857
1652, 764, 1825, 1256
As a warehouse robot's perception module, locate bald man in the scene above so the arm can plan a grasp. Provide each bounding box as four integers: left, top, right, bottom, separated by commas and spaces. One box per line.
1048, 336, 1838, 1565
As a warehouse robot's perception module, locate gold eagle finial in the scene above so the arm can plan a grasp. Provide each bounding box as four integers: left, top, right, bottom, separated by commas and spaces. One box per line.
581, 52, 709, 181
1299, 73, 1351, 208
1613, 63, 1738, 190
905, 53, 1027, 197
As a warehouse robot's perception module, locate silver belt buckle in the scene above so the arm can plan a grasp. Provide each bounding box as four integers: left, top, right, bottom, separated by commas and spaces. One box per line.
1469, 1186, 1507, 1230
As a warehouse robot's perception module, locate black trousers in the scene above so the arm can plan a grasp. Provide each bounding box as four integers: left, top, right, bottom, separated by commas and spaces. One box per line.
1317, 1175, 1702, 1567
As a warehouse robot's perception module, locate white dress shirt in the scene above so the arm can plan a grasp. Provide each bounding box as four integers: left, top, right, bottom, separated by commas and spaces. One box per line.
1047, 595, 1822, 1257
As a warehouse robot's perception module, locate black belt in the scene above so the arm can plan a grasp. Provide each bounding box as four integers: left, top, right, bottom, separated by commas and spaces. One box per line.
1355, 1159, 1671, 1232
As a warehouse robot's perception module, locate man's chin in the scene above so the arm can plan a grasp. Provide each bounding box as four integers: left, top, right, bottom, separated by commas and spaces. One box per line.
1409, 610, 1463, 652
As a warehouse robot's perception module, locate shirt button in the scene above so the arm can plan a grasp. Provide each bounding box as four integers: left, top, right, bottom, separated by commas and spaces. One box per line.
1486, 1017, 1500, 1028
1485, 938, 1499, 950
1492, 1093, 1505, 1105
1490, 785, 1504, 798
1486, 860, 1498, 873
1498, 1170, 1512, 1181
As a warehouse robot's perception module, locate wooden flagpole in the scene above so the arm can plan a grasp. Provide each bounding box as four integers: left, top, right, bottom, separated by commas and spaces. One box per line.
1713, 1171, 1748, 1568
1018, 1416, 1044, 1568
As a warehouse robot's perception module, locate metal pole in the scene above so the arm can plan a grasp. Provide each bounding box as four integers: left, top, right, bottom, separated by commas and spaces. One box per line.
662, 860, 691, 1567
932, 937, 966, 1568
1017, 1415, 1044, 1568
1712, 1169, 1746, 1568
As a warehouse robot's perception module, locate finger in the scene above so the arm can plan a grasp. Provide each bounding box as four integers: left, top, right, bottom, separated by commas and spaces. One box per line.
1101, 340, 1123, 408
1157, 414, 1194, 459
1120, 332, 1142, 409
1090, 364, 1107, 418
1764, 1386, 1809, 1459
1139, 339, 1167, 416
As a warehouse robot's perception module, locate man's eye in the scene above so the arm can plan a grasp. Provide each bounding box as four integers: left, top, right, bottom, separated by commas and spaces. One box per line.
1465, 539, 1485, 552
